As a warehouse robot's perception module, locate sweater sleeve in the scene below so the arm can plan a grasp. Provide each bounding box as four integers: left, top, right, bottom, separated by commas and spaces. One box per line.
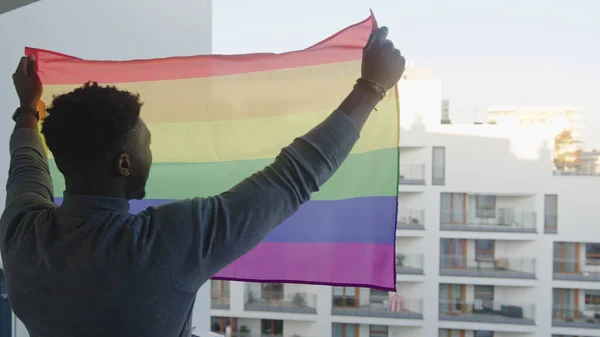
144, 110, 360, 288
0, 129, 55, 248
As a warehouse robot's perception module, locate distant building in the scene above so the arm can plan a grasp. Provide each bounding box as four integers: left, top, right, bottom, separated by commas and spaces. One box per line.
441, 99, 450, 124
578, 150, 600, 175
488, 105, 583, 138
488, 106, 584, 173
402, 66, 433, 80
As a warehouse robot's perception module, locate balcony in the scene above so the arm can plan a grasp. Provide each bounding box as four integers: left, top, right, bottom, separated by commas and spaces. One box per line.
396, 253, 424, 275
554, 258, 600, 282
211, 296, 230, 310
244, 291, 317, 314
440, 255, 536, 279
439, 299, 535, 325
440, 209, 537, 233
331, 297, 423, 319
553, 306, 600, 328
399, 164, 425, 185
397, 209, 425, 230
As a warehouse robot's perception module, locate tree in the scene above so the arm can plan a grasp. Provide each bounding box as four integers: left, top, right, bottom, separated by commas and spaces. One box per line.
554, 130, 580, 171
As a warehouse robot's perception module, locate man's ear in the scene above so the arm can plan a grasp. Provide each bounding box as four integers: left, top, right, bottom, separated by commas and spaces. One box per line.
115, 153, 131, 177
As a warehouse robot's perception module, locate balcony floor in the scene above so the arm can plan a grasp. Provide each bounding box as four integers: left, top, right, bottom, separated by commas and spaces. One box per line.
440, 267, 535, 279
553, 318, 600, 329
244, 302, 316, 314
554, 272, 600, 282
332, 307, 423, 319
441, 223, 536, 233
440, 311, 534, 325
397, 266, 424, 275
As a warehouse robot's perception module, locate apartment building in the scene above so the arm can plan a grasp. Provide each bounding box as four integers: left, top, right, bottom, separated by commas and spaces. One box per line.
209, 79, 600, 337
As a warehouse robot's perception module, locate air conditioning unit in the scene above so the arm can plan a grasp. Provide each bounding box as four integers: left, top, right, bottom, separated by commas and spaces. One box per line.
498, 208, 514, 225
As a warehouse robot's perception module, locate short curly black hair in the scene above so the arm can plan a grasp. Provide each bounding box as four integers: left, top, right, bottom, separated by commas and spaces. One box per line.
41, 82, 143, 173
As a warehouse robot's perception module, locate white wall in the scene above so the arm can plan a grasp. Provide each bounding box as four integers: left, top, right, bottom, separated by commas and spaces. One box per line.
0, 1, 213, 336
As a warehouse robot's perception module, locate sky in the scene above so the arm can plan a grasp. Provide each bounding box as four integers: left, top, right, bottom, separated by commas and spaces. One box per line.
0, 0, 599, 146
212, 0, 600, 148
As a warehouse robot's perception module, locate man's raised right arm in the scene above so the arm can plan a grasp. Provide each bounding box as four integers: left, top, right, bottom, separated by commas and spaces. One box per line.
144, 27, 405, 287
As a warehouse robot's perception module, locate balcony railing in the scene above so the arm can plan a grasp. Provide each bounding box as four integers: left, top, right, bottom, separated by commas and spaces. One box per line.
553, 306, 600, 328
211, 296, 230, 310
439, 254, 536, 279
244, 291, 317, 314
440, 209, 537, 233
331, 297, 423, 319
397, 209, 425, 229
553, 258, 600, 281
396, 253, 424, 275
439, 300, 535, 325
399, 164, 426, 185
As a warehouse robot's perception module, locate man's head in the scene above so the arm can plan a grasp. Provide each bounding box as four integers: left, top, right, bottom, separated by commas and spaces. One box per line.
42, 82, 152, 200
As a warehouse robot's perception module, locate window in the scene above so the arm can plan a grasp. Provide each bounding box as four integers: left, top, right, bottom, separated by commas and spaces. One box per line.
440, 239, 466, 269
439, 284, 465, 313
440, 193, 466, 224
586, 243, 600, 265
439, 329, 465, 337
474, 332, 493, 337
554, 242, 580, 273
585, 290, 600, 311
369, 325, 387, 337
211, 317, 237, 334
261, 320, 283, 336
553, 288, 579, 319
211, 280, 230, 299
474, 285, 494, 310
475, 195, 496, 218
432, 147, 446, 185
333, 323, 358, 337
370, 289, 388, 304
544, 194, 558, 231
332, 287, 358, 308
261, 283, 283, 300
475, 240, 495, 259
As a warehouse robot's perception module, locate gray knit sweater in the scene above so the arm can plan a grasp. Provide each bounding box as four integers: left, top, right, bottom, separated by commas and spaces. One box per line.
0, 110, 359, 337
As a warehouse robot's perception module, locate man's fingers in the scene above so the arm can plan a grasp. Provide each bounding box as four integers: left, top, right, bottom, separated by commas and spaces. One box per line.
364, 33, 375, 50
26, 55, 37, 77
15, 57, 26, 74
382, 39, 395, 50
374, 26, 389, 43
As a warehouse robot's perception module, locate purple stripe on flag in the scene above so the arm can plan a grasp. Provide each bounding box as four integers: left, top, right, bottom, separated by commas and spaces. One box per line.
212, 242, 396, 291
54, 196, 397, 245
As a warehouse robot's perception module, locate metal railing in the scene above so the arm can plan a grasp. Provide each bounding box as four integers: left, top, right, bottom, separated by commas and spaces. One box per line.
210, 296, 230, 310
399, 164, 426, 185
244, 290, 317, 314
397, 208, 425, 229
553, 258, 600, 281
331, 297, 423, 319
439, 254, 536, 279
439, 299, 535, 325
553, 306, 600, 328
440, 210, 537, 233
396, 253, 424, 274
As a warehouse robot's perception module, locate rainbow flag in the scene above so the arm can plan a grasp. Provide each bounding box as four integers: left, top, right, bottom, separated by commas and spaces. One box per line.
26, 13, 399, 290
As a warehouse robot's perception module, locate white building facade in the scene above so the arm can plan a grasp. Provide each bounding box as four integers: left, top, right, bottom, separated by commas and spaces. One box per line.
209, 80, 600, 337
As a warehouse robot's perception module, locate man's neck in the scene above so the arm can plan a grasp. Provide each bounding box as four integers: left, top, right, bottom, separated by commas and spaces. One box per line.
65, 177, 128, 200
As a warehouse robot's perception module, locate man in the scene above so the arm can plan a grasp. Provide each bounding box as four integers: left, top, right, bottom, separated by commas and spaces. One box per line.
1, 27, 404, 336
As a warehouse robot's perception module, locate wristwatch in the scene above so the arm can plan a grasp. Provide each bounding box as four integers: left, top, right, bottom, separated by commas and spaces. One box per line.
12, 107, 40, 122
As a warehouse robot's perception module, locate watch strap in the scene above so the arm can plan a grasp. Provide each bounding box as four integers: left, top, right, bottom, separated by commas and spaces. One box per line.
13, 107, 40, 122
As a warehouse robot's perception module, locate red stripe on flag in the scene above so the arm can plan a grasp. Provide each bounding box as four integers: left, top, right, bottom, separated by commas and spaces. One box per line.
25, 13, 375, 85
